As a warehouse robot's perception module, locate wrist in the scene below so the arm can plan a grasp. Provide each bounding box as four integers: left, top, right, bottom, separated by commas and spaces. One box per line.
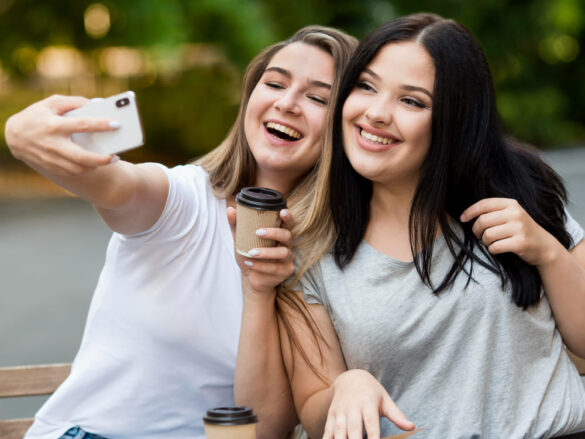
242, 280, 277, 305
535, 236, 566, 268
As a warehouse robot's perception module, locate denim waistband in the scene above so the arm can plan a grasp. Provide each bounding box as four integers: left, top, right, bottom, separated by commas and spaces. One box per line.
61, 426, 109, 439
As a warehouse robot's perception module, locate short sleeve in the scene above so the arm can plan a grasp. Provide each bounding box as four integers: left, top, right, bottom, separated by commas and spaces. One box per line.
297, 264, 325, 305
565, 210, 584, 249
118, 164, 207, 244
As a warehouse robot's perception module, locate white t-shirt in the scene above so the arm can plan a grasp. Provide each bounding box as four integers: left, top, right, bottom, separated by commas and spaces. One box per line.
25, 164, 242, 439
301, 214, 585, 439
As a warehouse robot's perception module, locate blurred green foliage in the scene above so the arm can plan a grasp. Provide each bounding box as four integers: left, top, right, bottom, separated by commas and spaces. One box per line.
0, 0, 584, 167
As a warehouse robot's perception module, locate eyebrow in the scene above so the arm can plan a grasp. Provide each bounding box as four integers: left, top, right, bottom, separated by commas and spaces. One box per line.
265, 66, 331, 89
363, 68, 433, 100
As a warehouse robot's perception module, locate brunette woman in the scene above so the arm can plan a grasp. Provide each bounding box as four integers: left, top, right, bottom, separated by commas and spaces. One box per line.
242, 13, 585, 439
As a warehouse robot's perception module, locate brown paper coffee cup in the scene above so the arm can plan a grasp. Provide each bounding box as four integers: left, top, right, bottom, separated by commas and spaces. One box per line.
203, 423, 256, 439
235, 187, 287, 257
203, 407, 258, 439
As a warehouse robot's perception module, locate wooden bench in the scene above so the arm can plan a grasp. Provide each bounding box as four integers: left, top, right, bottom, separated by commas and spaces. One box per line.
0, 363, 71, 439
1, 357, 584, 439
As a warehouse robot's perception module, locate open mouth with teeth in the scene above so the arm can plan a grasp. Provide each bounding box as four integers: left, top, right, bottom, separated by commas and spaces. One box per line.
265, 122, 303, 141
360, 128, 399, 145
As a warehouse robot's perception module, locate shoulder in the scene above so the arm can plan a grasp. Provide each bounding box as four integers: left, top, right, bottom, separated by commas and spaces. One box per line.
165, 163, 209, 186
565, 209, 584, 248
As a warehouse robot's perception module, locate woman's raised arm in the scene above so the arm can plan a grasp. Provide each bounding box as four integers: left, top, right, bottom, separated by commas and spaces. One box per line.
5, 95, 168, 235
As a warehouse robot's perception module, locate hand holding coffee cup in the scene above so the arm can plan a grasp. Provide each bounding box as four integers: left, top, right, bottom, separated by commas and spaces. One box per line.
235, 187, 287, 257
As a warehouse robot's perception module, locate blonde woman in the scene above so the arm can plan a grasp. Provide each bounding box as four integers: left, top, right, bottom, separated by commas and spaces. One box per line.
5, 26, 356, 439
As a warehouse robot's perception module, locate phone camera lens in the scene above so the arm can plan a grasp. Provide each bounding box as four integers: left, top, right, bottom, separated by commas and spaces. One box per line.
116, 98, 130, 108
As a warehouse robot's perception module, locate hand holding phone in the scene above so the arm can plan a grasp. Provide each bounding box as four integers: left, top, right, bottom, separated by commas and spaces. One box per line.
65, 91, 144, 155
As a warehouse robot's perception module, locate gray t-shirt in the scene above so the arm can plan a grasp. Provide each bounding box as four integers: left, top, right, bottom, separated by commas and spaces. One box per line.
300, 214, 585, 439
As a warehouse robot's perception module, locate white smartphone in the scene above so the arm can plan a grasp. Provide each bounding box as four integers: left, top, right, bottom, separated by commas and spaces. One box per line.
65, 90, 144, 155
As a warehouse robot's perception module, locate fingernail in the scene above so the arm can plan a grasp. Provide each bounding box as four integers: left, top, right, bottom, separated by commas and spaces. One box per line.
256, 229, 267, 236
244, 260, 254, 267
109, 155, 120, 163
108, 120, 121, 129
281, 209, 289, 218
247, 249, 259, 257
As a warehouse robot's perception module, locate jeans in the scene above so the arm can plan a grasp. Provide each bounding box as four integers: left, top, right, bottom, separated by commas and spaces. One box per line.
59, 426, 109, 439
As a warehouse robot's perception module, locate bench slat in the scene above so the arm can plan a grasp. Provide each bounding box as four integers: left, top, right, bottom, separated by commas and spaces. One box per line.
0, 418, 34, 439
0, 364, 71, 398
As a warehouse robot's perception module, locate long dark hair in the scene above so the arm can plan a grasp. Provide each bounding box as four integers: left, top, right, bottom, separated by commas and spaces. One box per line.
330, 13, 572, 309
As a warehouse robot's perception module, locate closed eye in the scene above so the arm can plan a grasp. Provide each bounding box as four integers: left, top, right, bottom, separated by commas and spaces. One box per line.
356, 81, 376, 93
401, 97, 427, 109
265, 81, 284, 89
308, 94, 328, 105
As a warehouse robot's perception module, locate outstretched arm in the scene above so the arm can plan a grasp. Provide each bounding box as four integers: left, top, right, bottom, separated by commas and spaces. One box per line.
5, 95, 168, 234
461, 198, 585, 356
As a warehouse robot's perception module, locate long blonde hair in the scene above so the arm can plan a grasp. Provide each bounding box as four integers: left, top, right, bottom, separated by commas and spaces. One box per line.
196, 26, 356, 240
197, 26, 357, 382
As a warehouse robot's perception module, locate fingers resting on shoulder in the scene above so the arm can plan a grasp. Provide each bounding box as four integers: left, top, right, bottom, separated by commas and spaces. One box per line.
460, 197, 559, 266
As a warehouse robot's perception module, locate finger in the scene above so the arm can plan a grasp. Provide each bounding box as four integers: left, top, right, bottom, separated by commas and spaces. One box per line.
480, 224, 513, 247
246, 246, 292, 261
37, 151, 95, 176
280, 208, 295, 231
256, 227, 292, 247
333, 413, 347, 439
241, 259, 294, 278
226, 207, 237, 229
58, 116, 120, 134
471, 210, 509, 239
59, 139, 114, 168
487, 236, 519, 255
381, 394, 414, 431
362, 403, 381, 439
45, 95, 89, 114
347, 408, 364, 439
460, 198, 511, 222
323, 413, 336, 439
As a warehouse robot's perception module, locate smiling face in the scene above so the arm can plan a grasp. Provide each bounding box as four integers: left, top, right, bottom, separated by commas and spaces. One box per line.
244, 42, 334, 192
342, 41, 435, 190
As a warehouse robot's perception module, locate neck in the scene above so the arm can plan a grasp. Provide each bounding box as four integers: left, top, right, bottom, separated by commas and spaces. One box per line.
254, 169, 298, 196
370, 180, 416, 225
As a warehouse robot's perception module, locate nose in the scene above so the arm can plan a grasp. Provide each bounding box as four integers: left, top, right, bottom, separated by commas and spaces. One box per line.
274, 89, 301, 116
365, 97, 392, 126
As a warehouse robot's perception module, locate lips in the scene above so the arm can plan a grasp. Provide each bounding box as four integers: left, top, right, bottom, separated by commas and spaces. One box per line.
265, 121, 303, 142
355, 125, 401, 151
359, 127, 399, 145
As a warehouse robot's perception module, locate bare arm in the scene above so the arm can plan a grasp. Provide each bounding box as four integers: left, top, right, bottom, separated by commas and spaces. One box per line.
235, 288, 299, 439
227, 207, 298, 439
539, 239, 585, 356
5, 95, 168, 234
